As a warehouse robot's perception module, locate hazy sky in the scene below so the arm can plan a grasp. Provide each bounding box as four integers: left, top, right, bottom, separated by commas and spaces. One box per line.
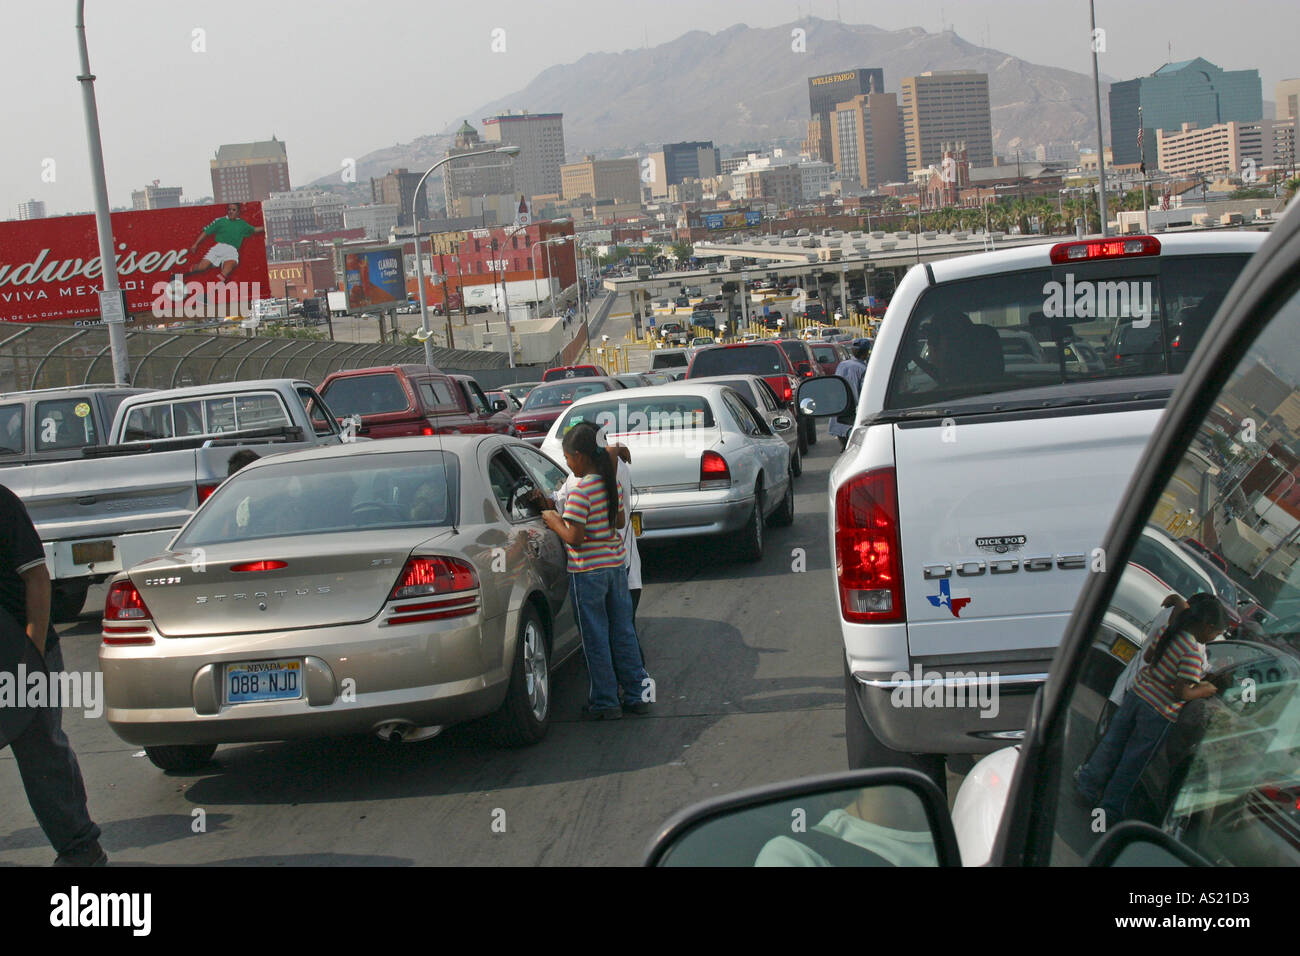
5, 0, 1294, 218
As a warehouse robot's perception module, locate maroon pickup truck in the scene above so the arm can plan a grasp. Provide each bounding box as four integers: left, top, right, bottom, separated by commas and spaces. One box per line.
318, 364, 512, 438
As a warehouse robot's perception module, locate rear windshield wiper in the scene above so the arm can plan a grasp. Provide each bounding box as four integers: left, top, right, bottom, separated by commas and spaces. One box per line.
863, 389, 1176, 426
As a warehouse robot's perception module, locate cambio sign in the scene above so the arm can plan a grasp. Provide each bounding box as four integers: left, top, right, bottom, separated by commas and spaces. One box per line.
0, 203, 269, 323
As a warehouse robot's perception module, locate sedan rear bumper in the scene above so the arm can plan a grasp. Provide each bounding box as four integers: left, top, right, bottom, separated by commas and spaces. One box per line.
100, 612, 510, 746
637, 493, 754, 541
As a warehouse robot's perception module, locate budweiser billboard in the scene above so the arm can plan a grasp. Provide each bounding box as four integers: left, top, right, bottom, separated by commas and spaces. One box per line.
0, 202, 269, 324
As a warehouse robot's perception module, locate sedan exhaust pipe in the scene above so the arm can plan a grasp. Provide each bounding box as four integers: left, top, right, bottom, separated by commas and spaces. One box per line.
374, 720, 443, 744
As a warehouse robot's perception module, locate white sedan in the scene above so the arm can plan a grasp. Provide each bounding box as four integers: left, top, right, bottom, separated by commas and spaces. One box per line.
539, 382, 794, 561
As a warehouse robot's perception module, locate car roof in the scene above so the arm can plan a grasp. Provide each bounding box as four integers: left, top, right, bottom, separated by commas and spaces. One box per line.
561, 380, 740, 407
116, 379, 308, 405
929, 230, 1267, 285
228, 433, 494, 471
320, 364, 437, 381
533, 376, 623, 388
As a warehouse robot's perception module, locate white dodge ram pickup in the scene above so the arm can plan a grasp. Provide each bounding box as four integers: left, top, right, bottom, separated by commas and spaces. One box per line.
799, 231, 1266, 788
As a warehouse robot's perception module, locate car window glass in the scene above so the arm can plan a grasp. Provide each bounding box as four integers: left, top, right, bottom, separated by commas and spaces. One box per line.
296, 386, 338, 436
511, 445, 566, 497
422, 380, 457, 409
689, 345, 786, 376
0, 403, 24, 455
723, 391, 761, 434
235, 394, 291, 429
122, 403, 174, 441
320, 374, 409, 416
1161, 256, 1252, 374
172, 400, 205, 438
463, 381, 493, 416
205, 397, 236, 433
487, 450, 533, 521
34, 398, 98, 451
1051, 280, 1300, 867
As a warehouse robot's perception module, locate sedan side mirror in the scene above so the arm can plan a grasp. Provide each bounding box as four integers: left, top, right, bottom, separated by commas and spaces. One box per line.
771, 416, 793, 431
797, 376, 853, 419
644, 768, 961, 867
492, 399, 509, 413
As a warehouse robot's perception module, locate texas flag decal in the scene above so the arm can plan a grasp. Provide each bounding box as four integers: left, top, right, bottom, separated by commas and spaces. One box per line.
926, 579, 972, 618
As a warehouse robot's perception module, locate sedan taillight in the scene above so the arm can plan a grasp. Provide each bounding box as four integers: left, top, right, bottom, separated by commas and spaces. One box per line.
385, 556, 480, 625
835, 468, 905, 623
103, 580, 155, 645
700, 450, 731, 490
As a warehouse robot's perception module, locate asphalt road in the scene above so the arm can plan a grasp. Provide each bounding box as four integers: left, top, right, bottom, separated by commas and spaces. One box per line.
0, 432, 848, 867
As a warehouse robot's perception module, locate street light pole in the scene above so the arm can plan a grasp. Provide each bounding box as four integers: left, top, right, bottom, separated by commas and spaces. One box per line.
75, 0, 129, 384
410, 145, 520, 365
1089, 0, 1110, 237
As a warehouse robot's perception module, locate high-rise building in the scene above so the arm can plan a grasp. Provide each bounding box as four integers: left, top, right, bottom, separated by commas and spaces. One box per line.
900, 71, 994, 172
209, 137, 290, 203
560, 156, 641, 204
371, 168, 427, 227
131, 183, 183, 210
831, 93, 906, 188
444, 121, 517, 218
1277, 79, 1300, 122
342, 204, 401, 241
1109, 58, 1263, 169
262, 189, 347, 244
805, 68, 886, 164
1156, 120, 1276, 177
649, 141, 721, 197
17, 199, 46, 220
481, 111, 566, 200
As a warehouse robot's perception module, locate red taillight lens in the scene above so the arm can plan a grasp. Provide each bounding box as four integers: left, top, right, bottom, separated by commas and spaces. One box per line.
1049, 236, 1160, 264
103, 580, 155, 644
700, 450, 731, 487
390, 556, 478, 601
197, 482, 219, 503
230, 560, 287, 572
781, 380, 793, 402
835, 468, 904, 623
421, 425, 434, 436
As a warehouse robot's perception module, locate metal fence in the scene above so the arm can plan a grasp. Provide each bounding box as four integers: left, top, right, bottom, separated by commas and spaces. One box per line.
0, 323, 509, 393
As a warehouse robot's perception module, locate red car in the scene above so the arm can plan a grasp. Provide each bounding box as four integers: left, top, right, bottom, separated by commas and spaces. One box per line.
318, 364, 512, 438
541, 364, 609, 382
809, 342, 847, 377
510, 376, 625, 446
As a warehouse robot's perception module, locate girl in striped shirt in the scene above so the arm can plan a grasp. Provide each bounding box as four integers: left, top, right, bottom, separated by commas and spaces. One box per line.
1074, 592, 1226, 822
540, 423, 651, 719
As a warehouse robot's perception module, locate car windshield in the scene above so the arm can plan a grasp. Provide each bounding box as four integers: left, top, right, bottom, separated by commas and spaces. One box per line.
175, 451, 460, 547
887, 255, 1253, 409
320, 373, 409, 416
522, 381, 611, 410
690, 345, 786, 377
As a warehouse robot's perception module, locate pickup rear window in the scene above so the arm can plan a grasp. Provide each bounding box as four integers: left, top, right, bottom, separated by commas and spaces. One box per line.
320, 373, 411, 416
121, 392, 291, 441
689, 345, 787, 377
885, 254, 1251, 409
35, 398, 99, 451
0, 403, 23, 455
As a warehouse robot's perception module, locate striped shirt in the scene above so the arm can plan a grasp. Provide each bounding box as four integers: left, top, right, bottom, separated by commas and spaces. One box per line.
560, 473, 626, 572
1132, 630, 1207, 722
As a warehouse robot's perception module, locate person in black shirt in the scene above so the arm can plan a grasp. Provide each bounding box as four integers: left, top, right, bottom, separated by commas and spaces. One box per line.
0, 483, 105, 866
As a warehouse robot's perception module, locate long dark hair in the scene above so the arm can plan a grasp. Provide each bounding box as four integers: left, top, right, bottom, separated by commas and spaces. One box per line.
1148, 592, 1227, 668
563, 422, 617, 529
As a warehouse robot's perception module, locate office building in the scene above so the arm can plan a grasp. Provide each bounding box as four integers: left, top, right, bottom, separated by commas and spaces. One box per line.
371, 168, 427, 227
649, 141, 721, 197
17, 199, 46, 220
560, 155, 641, 204
481, 111, 566, 200
262, 189, 347, 244
131, 183, 183, 210
1277, 79, 1300, 121
210, 137, 290, 203
342, 204, 401, 241
831, 92, 906, 188
805, 68, 885, 164
900, 71, 994, 171
443, 121, 517, 219
1110, 58, 1263, 169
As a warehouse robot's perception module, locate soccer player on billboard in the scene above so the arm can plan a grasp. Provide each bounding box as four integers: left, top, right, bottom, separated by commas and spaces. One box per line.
180, 203, 263, 282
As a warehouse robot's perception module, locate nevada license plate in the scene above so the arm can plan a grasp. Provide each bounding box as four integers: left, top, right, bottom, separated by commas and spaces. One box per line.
226, 659, 303, 704
71, 540, 114, 564
1111, 636, 1138, 663
632, 512, 643, 537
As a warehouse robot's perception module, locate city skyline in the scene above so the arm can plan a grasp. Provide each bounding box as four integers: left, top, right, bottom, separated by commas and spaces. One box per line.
4, 0, 1297, 219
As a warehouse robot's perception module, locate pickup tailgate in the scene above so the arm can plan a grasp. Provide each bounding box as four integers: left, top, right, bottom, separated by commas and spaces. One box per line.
892, 406, 1163, 658
14, 452, 201, 544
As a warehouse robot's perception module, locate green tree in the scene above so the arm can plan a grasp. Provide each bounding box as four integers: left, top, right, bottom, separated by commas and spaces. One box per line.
1229, 187, 1273, 200
670, 240, 694, 262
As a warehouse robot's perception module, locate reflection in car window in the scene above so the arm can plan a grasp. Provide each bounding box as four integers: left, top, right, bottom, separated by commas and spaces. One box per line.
1052, 279, 1300, 867
0, 403, 24, 455
34, 398, 98, 451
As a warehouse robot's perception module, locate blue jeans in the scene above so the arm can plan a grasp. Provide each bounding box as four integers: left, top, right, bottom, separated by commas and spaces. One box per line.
569, 566, 649, 710
1076, 689, 1173, 822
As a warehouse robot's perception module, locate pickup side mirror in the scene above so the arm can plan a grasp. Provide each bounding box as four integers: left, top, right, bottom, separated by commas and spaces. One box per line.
797, 376, 853, 419
492, 399, 509, 413
1083, 821, 1209, 867
644, 768, 961, 867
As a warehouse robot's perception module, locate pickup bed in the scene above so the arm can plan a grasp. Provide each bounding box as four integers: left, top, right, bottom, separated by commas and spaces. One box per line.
803, 231, 1266, 785
4, 378, 343, 620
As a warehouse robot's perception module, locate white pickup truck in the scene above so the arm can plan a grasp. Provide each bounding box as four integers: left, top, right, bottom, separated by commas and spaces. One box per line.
3, 379, 344, 620
798, 231, 1266, 788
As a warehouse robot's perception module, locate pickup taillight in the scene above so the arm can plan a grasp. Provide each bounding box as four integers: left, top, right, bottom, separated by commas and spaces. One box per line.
197, 481, 219, 503
384, 556, 480, 626
102, 580, 155, 645
835, 468, 904, 623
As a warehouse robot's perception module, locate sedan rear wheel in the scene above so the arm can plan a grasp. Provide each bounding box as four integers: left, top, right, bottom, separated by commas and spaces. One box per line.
735, 486, 764, 562
487, 604, 551, 747
791, 444, 803, 477
769, 467, 795, 527
144, 744, 217, 772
